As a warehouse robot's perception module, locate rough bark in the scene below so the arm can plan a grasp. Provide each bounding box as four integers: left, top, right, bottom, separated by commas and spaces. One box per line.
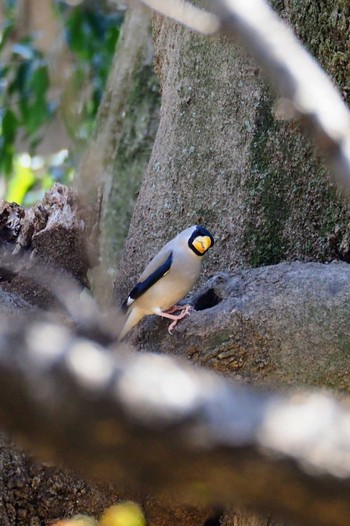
117, 0, 350, 300
5, 211, 350, 526
132, 261, 350, 391
0, 183, 97, 309
115, 2, 350, 525
1, 2, 350, 525
0, 435, 120, 526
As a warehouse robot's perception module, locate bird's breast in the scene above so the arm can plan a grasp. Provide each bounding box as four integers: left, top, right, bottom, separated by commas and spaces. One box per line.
135, 253, 201, 314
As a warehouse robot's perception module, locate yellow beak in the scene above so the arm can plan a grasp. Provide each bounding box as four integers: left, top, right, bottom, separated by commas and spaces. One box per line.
193, 235, 212, 254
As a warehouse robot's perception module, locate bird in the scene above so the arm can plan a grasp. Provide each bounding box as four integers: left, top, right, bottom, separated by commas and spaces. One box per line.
119, 225, 214, 339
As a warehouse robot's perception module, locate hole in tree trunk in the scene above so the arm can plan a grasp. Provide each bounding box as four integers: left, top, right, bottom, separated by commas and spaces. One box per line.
194, 288, 221, 311
202, 510, 224, 526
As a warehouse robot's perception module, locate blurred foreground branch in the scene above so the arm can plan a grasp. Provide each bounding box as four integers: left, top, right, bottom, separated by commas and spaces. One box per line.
137, 0, 350, 192
137, 0, 220, 33
1, 318, 350, 526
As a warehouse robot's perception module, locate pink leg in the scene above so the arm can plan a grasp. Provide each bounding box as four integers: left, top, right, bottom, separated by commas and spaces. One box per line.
164, 304, 193, 314
157, 305, 193, 334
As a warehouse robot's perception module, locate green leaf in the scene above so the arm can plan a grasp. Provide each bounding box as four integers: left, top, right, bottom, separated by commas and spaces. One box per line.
18, 96, 29, 124
0, 64, 10, 80
25, 99, 50, 135
29, 64, 49, 99
0, 145, 14, 176
1, 1, 121, 174
66, 9, 90, 59
2, 108, 18, 143
10, 61, 31, 96
105, 26, 119, 55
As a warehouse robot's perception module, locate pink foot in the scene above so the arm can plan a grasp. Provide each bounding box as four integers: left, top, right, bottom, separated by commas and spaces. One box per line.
167, 305, 193, 334
158, 305, 193, 334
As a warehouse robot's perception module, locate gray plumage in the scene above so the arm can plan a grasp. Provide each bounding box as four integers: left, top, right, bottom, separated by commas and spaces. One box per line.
119, 225, 214, 339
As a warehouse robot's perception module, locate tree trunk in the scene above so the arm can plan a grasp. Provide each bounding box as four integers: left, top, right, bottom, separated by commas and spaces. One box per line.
1, 1, 350, 525
117, 1, 350, 298
116, 2, 350, 525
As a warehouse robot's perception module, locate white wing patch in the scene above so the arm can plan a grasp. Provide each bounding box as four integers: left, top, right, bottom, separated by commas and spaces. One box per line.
127, 297, 135, 307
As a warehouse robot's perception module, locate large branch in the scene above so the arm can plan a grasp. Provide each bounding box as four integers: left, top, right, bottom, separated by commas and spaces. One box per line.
0, 317, 350, 526
135, 261, 350, 390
